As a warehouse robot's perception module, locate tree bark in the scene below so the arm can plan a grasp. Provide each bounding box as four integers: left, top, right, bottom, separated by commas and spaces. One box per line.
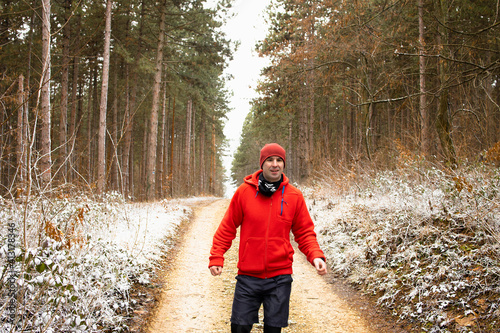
364, 103, 374, 162
307, 25, 315, 170
97, 0, 113, 194
68, 12, 81, 182
191, 104, 196, 191
298, 84, 309, 181
435, 0, 457, 166
419, 0, 430, 157
40, 0, 52, 189
122, 63, 132, 196
17, 75, 27, 183
122, 0, 144, 198
88, 66, 97, 183
146, 0, 167, 200
361, 54, 373, 161
170, 96, 176, 197
160, 86, 168, 198
288, 120, 293, 180
59, 0, 71, 181
110, 60, 119, 191
185, 99, 193, 195
210, 114, 216, 194
199, 108, 206, 193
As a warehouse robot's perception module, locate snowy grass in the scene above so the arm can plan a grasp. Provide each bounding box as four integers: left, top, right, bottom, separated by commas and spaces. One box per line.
305, 163, 500, 332
0, 192, 194, 332
2, 162, 498, 333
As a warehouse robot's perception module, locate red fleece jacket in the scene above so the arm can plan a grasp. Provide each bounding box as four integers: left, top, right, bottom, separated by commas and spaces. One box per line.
209, 170, 325, 279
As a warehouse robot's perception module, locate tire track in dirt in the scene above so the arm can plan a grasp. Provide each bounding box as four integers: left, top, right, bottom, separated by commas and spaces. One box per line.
146, 198, 403, 333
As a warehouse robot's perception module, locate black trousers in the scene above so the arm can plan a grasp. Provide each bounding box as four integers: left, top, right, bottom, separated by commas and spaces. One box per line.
230, 274, 293, 327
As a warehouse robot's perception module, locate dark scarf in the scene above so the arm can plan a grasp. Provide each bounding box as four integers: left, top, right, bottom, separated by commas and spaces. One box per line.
258, 173, 283, 196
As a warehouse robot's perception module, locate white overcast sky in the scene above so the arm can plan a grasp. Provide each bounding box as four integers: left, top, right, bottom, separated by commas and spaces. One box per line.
210, 0, 271, 196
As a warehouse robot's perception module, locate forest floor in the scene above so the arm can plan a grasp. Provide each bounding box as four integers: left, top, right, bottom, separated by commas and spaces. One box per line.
132, 198, 409, 333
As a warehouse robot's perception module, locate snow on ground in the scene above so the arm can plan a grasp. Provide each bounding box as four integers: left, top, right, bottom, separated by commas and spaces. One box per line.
109, 196, 218, 264
303, 166, 500, 332
107, 200, 188, 264
0, 194, 195, 332
1, 165, 498, 333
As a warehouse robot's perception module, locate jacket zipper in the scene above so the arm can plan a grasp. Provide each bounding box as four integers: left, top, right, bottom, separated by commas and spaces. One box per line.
264, 198, 272, 279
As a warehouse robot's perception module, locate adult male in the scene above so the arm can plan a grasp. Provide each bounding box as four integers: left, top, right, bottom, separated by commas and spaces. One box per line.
209, 143, 327, 333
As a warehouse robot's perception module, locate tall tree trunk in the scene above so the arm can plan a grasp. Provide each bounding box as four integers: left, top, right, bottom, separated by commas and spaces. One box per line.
435, 0, 457, 166
307, 74, 315, 169
141, 125, 148, 197
40, 0, 52, 189
129, 140, 134, 197
288, 120, 293, 180
321, 98, 331, 161
122, 63, 132, 196
298, 85, 309, 181
88, 66, 97, 183
68, 12, 81, 183
419, 0, 430, 156
97, 0, 113, 194
342, 89, 348, 163
210, 113, 215, 194
110, 61, 119, 191
185, 99, 193, 195
146, 0, 167, 200
59, 0, 71, 181
170, 97, 176, 196
17, 75, 27, 183
122, 0, 143, 198
364, 103, 374, 162
305, 5, 315, 173
199, 108, 206, 193
307, 62, 315, 170
361, 54, 373, 161
191, 104, 196, 191
159, 86, 168, 198
26, 10, 34, 112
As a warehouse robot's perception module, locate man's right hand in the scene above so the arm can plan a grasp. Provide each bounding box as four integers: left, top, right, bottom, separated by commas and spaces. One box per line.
209, 266, 223, 276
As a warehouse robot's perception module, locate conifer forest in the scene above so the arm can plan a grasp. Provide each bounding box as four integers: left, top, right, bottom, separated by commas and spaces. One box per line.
1, 0, 232, 200
0, 0, 499, 198
1, 1, 500, 332
232, 0, 500, 183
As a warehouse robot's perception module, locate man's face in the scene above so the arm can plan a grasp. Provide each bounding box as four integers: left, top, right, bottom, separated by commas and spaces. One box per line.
262, 156, 284, 182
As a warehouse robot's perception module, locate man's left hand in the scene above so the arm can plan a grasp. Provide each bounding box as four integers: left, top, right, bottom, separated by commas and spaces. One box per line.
313, 258, 327, 275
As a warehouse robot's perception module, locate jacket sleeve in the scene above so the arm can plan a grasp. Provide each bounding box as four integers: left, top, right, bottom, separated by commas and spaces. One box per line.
291, 191, 326, 265
208, 187, 244, 268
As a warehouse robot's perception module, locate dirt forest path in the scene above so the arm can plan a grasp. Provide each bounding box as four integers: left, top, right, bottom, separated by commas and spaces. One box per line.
145, 199, 407, 333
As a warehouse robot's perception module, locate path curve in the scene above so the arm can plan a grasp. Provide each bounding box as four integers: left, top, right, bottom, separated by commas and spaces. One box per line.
146, 199, 406, 333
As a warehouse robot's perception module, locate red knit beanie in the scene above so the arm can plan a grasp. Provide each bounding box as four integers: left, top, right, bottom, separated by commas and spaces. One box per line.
260, 143, 286, 168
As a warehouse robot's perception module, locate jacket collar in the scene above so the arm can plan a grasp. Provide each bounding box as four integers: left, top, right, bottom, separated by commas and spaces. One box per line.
244, 169, 289, 190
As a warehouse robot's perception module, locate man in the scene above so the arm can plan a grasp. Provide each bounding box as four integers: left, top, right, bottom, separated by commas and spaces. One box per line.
209, 143, 327, 333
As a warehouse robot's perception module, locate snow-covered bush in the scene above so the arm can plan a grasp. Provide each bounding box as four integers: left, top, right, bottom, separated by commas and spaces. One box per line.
0, 192, 191, 332
306, 164, 500, 332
